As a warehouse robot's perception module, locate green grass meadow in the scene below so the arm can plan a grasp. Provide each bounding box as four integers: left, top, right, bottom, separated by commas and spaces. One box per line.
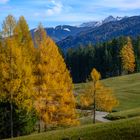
8, 73, 140, 140
9, 117, 140, 140
75, 73, 140, 111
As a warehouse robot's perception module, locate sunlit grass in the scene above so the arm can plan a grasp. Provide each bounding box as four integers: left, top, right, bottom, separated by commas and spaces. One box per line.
9, 117, 140, 140
75, 73, 140, 111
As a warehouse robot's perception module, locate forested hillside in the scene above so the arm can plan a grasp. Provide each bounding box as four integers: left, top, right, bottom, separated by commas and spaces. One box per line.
58, 16, 140, 51
65, 36, 140, 83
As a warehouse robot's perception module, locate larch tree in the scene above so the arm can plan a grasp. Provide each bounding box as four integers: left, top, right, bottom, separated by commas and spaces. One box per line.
1, 15, 16, 137
80, 68, 118, 124
0, 15, 34, 137
0, 37, 34, 137
2, 15, 16, 37
120, 37, 135, 73
14, 16, 35, 60
34, 25, 78, 132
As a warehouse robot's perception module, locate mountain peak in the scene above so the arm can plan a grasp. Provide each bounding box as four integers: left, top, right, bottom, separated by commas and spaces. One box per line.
102, 15, 116, 24
80, 21, 102, 28
79, 15, 127, 28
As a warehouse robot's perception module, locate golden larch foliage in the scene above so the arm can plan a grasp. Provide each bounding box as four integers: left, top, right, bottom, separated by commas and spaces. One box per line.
120, 37, 135, 73
14, 16, 35, 61
2, 15, 16, 37
0, 37, 34, 111
80, 68, 119, 123
34, 25, 78, 128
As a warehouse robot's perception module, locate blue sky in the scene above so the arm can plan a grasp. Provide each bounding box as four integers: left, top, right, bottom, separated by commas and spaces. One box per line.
0, 0, 140, 29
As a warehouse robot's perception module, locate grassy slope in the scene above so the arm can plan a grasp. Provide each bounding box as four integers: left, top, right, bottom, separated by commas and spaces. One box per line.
75, 73, 140, 111
106, 107, 140, 120
10, 117, 140, 140
8, 73, 140, 140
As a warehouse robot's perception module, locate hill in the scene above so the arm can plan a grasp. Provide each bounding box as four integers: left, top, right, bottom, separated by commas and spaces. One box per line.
9, 117, 140, 140
7, 73, 140, 140
74, 73, 140, 124
75, 73, 140, 111
58, 16, 140, 51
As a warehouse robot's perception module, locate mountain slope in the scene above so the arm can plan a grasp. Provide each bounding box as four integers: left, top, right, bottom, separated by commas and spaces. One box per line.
79, 16, 125, 28
31, 16, 126, 43
57, 16, 140, 51
31, 25, 90, 42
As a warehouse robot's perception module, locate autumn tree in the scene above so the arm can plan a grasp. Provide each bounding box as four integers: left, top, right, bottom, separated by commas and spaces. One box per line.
0, 15, 36, 138
14, 16, 35, 61
2, 15, 16, 37
1, 15, 17, 138
34, 25, 78, 132
120, 37, 135, 73
0, 37, 34, 137
80, 68, 118, 124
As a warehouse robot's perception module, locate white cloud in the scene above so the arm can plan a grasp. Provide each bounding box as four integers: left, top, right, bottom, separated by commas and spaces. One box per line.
0, 0, 9, 4
45, 0, 63, 16
94, 0, 140, 10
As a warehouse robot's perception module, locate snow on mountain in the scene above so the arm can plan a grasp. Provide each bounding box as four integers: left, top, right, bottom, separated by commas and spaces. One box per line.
63, 28, 71, 32
102, 15, 116, 24
80, 21, 102, 28
80, 16, 127, 28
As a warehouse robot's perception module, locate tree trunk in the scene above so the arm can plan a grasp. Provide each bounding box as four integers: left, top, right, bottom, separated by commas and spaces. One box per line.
10, 47, 13, 138
93, 82, 96, 124
10, 102, 13, 138
93, 99, 96, 124
38, 119, 41, 133
44, 124, 47, 132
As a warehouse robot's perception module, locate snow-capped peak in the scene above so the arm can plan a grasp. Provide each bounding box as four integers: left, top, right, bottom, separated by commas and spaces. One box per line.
102, 15, 116, 24
63, 28, 71, 32
80, 15, 127, 28
34, 28, 38, 32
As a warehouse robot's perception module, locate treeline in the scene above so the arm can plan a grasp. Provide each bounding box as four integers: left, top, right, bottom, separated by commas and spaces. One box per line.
0, 15, 77, 139
65, 37, 139, 83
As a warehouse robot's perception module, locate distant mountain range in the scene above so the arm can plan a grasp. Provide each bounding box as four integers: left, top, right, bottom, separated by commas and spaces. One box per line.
31, 15, 140, 51
79, 15, 127, 27
57, 16, 140, 51
31, 25, 90, 42
31, 16, 127, 42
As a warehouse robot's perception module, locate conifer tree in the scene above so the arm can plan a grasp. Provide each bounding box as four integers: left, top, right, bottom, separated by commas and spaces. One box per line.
133, 36, 140, 72
1, 15, 16, 137
14, 16, 34, 60
0, 37, 34, 109
34, 25, 78, 132
0, 37, 34, 137
120, 37, 135, 73
0, 15, 35, 138
80, 68, 118, 124
2, 15, 16, 37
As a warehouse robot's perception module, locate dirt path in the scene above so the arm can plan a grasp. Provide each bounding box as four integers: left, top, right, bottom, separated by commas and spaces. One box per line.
79, 110, 111, 123
95, 111, 111, 122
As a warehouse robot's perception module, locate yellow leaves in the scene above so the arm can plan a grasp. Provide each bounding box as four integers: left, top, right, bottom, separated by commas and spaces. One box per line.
80, 68, 118, 112
34, 25, 78, 126
91, 68, 101, 81
14, 16, 35, 63
120, 37, 135, 73
48, 105, 56, 112
0, 34, 34, 111
96, 88, 119, 112
80, 94, 92, 107
2, 15, 16, 37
